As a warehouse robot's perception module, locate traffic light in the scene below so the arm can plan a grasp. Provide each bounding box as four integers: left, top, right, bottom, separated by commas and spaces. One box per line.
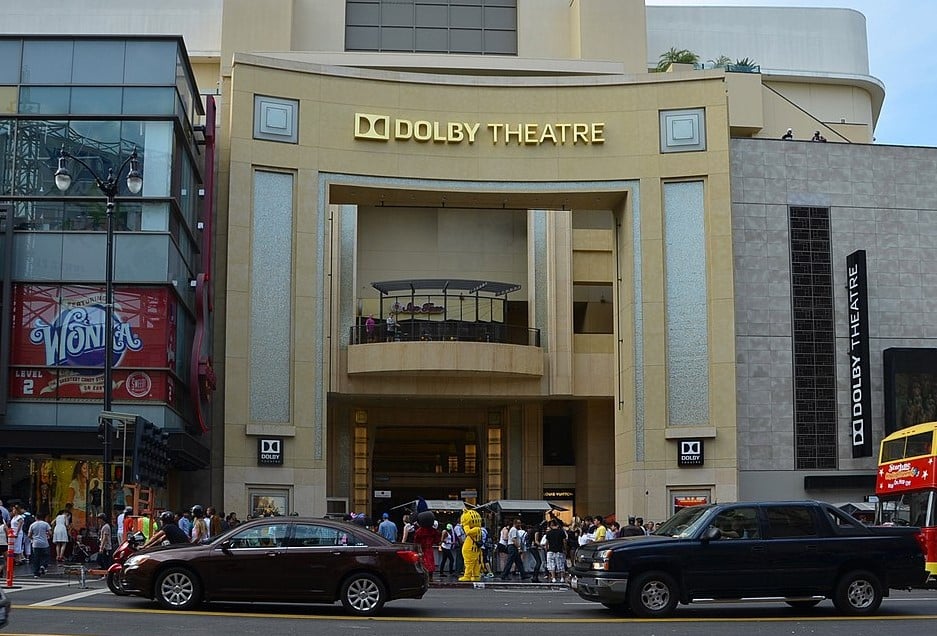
131, 416, 171, 488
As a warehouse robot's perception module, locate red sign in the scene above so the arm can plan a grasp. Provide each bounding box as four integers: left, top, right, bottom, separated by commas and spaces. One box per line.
673, 496, 709, 509
876, 456, 937, 494
9, 284, 177, 403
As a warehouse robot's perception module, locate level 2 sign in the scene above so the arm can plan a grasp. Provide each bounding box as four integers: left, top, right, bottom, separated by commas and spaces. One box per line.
677, 439, 704, 466
257, 437, 284, 465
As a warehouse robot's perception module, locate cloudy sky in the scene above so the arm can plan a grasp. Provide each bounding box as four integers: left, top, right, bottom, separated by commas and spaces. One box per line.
649, 0, 937, 147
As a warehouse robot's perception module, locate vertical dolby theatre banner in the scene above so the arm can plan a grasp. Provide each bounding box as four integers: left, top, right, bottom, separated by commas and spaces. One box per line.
10, 284, 177, 403
847, 250, 872, 458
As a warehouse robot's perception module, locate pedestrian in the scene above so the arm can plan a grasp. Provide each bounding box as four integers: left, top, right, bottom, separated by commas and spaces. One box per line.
377, 512, 398, 541
51, 508, 70, 562
439, 524, 455, 576
96, 513, 113, 569
178, 509, 193, 538
27, 512, 52, 577
190, 505, 209, 544
526, 523, 543, 582
592, 516, 608, 542
385, 313, 397, 341
500, 518, 528, 580
116, 506, 131, 544
544, 518, 568, 583
401, 514, 414, 542
365, 314, 376, 342
0, 513, 8, 579
451, 520, 466, 576
620, 516, 645, 537
10, 503, 26, 565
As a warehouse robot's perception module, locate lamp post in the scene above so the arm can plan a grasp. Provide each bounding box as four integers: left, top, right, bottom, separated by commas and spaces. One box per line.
54, 146, 142, 526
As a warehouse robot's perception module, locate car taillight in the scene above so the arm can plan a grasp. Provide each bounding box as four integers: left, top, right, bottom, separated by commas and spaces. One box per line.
591, 549, 613, 571
396, 550, 421, 565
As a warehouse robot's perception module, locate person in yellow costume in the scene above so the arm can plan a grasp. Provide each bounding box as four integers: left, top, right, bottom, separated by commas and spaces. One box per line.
458, 509, 483, 582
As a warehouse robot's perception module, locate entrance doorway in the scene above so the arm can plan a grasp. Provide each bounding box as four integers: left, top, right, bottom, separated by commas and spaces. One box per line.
370, 425, 481, 523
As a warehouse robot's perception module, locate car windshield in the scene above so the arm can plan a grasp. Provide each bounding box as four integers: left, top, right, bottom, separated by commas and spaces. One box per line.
652, 505, 715, 538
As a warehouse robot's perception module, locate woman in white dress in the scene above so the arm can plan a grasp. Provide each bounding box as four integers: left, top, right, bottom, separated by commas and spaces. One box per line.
52, 509, 70, 562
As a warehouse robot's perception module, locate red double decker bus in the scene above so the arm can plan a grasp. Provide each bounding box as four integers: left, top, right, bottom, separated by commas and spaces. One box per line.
875, 421, 937, 586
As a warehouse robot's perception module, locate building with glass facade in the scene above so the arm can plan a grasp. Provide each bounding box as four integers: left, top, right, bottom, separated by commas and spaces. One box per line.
0, 35, 214, 531
2, 1, 936, 527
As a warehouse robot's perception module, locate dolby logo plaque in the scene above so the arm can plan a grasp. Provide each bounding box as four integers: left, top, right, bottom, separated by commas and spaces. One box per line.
258, 438, 284, 465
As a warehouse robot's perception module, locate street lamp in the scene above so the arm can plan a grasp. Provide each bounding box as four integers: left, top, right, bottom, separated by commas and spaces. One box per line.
54, 146, 143, 526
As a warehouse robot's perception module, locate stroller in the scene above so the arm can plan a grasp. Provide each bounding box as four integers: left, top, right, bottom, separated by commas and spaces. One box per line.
65, 531, 95, 564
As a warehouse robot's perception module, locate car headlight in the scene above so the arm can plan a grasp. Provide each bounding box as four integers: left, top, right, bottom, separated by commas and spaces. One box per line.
591, 549, 614, 571
125, 554, 151, 567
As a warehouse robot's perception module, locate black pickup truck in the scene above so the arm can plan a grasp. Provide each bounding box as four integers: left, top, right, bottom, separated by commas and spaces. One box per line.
570, 500, 927, 617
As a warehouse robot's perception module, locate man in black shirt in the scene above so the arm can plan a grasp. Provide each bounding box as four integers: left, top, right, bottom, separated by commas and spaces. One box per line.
144, 511, 191, 547
544, 519, 568, 583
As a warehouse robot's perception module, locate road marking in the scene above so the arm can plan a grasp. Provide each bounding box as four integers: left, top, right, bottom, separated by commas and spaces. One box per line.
29, 588, 110, 606
9, 605, 937, 622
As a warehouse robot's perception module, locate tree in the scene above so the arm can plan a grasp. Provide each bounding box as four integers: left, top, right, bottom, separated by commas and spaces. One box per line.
656, 47, 699, 72
708, 55, 732, 68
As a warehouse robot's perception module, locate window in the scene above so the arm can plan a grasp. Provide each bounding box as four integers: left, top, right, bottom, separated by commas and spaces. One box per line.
346, 0, 517, 55
709, 507, 759, 539
543, 416, 574, 465
824, 507, 869, 535
228, 523, 289, 548
291, 524, 365, 547
573, 283, 613, 334
764, 506, 817, 538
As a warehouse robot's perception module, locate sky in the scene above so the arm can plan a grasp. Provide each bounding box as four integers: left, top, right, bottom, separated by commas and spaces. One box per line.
649, 1, 937, 147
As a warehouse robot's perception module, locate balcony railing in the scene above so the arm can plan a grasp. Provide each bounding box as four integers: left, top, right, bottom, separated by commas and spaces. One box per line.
350, 320, 540, 347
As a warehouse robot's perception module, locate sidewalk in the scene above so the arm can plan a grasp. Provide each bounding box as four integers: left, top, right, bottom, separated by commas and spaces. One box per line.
7, 557, 104, 582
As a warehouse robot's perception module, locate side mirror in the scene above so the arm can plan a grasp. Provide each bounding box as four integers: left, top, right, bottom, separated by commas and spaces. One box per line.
220, 539, 233, 553
701, 526, 721, 543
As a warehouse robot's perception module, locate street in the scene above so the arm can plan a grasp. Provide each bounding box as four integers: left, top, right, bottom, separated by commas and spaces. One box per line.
2, 574, 936, 636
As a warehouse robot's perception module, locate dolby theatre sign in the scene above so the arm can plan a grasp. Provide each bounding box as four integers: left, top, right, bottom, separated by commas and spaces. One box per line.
355, 112, 605, 146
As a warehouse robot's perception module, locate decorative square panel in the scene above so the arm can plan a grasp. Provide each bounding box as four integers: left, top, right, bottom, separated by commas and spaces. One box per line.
660, 108, 706, 153
253, 94, 299, 143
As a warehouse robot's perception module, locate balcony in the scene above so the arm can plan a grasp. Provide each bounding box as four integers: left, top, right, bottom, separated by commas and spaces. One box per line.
347, 321, 543, 378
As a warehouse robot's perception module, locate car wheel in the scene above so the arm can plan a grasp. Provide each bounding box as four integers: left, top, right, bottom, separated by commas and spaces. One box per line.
155, 567, 202, 611
106, 571, 129, 596
785, 600, 821, 609
340, 573, 387, 616
628, 571, 679, 618
833, 570, 882, 616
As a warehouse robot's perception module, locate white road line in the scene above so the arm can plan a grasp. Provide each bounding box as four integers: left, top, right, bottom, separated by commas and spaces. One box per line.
29, 588, 110, 606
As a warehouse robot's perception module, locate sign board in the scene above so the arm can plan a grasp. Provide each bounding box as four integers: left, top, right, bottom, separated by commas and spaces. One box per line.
460, 489, 477, 499
257, 438, 283, 465
374, 490, 391, 498
677, 439, 704, 466
847, 250, 872, 458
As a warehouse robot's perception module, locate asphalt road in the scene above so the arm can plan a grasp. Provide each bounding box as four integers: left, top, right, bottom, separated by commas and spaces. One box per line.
3, 575, 937, 636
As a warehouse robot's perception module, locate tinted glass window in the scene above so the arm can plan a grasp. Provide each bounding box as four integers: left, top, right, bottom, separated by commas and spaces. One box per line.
291, 524, 365, 547
825, 507, 869, 535
19, 87, 69, 114
765, 506, 817, 538
0, 40, 22, 84
71, 87, 122, 115
708, 507, 759, 539
125, 41, 176, 84
72, 41, 125, 84
22, 40, 73, 84
228, 523, 289, 548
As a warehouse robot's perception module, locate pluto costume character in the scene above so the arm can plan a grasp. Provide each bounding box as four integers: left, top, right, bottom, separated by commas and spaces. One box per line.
458, 509, 484, 582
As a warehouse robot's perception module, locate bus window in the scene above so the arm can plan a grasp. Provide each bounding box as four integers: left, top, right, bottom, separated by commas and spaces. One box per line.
906, 432, 934, 458
881, 438, 907, 462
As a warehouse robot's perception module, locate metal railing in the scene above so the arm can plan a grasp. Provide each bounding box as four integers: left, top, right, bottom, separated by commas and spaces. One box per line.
350, 320, 540, 347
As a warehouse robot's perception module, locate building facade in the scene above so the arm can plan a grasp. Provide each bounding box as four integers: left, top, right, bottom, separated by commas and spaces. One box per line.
0, 35, 215, 529
2, 1, 933, 526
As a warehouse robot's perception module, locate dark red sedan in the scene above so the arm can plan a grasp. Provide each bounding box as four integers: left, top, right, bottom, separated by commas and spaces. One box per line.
119, 516, 427, 616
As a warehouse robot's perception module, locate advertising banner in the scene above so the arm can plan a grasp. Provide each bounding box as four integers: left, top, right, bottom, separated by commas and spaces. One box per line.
9, 284, 176, 402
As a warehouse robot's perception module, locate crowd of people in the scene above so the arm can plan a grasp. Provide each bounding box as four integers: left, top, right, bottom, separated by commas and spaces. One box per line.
367, 510, 657, 583
0, 499, 246, 578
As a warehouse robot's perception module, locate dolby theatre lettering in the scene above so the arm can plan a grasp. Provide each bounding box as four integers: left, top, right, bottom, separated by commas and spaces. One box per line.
355, 113, 605, 146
